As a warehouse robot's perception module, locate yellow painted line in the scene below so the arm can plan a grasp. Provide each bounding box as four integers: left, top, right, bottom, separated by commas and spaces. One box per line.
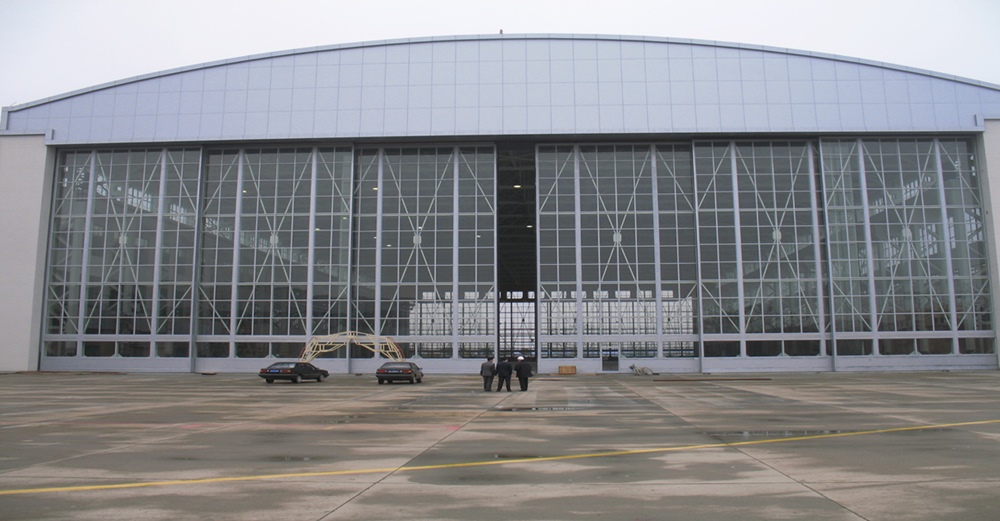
1, 418, 997, 496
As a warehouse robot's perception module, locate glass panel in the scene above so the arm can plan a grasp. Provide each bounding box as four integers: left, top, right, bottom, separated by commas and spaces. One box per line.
83, 341, 115, 357
118, 342, 150, 357
916, 338, 952, 355
197, 342, 230, 358
879, 338, 915, 355
271, 342, 303, 358
156, 342, 190, 357
540, 342, 577, 358
784, 339, 821, 356
704, 341, 739, 357
747, 340, 782, 357
836, 339, 872, 356
958, 337, 994, 354
417, 342, 453, 358
663, 341, 696, 357
621, 341, 658, 358
459, 342, 494, 358
235, 342, 269, 358
45, 341, 77, 357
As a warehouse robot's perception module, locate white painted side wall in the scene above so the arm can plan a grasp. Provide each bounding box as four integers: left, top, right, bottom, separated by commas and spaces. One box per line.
0, 134, 51, 372
982, 120, 1000, 368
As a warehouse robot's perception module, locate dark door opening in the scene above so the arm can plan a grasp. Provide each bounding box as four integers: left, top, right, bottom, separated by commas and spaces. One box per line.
496, 144, 537, 293
496, 144, 537, 363
602, 348, 620, 372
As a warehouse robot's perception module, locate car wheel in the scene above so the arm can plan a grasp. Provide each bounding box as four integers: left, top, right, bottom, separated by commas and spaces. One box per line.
265, 378, 274, 384
409, 377, 415, 384
378, 378, 384, 385
416, 377, 422, 383
292, 375, 301, 384
317, 374, 326, 382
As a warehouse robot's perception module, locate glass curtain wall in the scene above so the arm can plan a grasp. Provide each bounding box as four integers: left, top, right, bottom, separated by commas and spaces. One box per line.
537, 138, 993, 362
198, 147, 353, 358
695, 141, 825, 357
536, 146, 580, 359
822, 138, 993, 355
352, 147, 496, 359
40, 137, 994, 368
655, 145, 699, 357
44, 149, 201, 358
538, 145, 682, 360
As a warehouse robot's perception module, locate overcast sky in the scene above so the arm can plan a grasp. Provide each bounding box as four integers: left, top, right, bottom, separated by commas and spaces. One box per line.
1, 0, 998, 109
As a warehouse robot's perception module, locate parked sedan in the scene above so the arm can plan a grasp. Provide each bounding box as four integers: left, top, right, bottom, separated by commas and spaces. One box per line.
259, 362, 329, 384
376, 361, 424, 384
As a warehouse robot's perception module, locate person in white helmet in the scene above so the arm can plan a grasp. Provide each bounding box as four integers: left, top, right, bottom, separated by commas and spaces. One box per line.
514, 356, 533, 391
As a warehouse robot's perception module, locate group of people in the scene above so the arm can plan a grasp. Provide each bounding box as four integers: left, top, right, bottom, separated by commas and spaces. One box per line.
480, 355, 533, 392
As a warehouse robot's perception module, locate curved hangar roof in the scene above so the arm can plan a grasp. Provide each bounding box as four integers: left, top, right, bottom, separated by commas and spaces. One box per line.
3, 34, 1000, 145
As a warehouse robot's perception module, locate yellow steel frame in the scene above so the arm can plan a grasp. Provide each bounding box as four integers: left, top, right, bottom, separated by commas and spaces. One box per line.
298, 331, 405, 363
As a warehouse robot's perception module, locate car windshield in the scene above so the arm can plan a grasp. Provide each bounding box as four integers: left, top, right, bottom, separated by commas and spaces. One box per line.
380, 363, 411, 369
268, 363, 296, 369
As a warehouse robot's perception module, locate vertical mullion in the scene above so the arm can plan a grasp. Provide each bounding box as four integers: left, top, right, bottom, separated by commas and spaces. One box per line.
934, 139, 960, 352
691, 142, 705, 370
346, 147, 355, 338
78, 152, 97, 349
452, 147, 460, 356
809, 142, 832, 366
730, 142, 746, 354
374, 149, 385, 340
650, 145, 663, 356
307, 147, 318, 339
230, 150, 245, 357
189, 147, 206, 371
151, 149, 168, 341
573, 146, 584, 357
857, 140, 879, 348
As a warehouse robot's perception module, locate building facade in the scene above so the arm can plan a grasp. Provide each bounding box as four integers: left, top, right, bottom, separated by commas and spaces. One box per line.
2, 34, 1000, 374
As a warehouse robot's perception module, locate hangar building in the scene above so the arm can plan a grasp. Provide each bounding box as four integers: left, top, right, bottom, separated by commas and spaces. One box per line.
2, 34, 1000, 374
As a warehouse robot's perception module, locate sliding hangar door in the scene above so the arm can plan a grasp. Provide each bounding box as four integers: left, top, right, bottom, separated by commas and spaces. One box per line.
38, 137, 995, 373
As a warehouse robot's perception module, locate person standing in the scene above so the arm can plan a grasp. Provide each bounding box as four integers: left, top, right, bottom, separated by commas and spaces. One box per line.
514, 356, 533, 391
480, 356, 496, 391
495, 356, 514, 392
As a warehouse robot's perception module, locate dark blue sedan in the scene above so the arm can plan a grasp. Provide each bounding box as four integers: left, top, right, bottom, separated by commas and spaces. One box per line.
259, 362, 329, 384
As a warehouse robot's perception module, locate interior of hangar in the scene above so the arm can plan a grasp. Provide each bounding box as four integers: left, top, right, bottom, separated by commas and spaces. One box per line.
2, 34, 1000, 374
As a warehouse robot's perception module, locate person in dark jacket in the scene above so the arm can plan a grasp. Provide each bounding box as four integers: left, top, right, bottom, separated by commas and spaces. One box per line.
495, 356, 514, 392
479, 356, 496, 391
514, 356, 534, 391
